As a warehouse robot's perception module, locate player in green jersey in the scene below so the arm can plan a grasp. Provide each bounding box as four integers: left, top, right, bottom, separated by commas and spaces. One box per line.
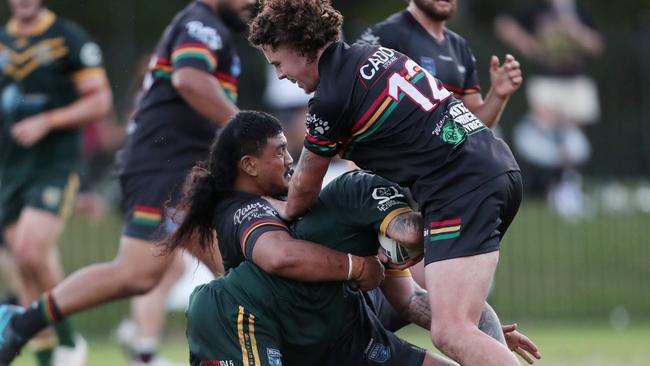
0, 0, 112, 364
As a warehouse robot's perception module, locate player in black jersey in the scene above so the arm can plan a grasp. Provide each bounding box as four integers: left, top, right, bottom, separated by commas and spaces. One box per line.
0, 1, 255, 365
249, 1, 523, 366
357, 0, 522, 129
357, 0, 523, 288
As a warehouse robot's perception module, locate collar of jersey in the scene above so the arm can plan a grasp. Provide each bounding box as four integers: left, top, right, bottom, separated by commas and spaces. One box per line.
7, 9, 56, 37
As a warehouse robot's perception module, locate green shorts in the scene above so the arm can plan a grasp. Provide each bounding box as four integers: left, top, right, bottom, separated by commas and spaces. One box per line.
0, 170, 79, 237
187, 280, 284, 366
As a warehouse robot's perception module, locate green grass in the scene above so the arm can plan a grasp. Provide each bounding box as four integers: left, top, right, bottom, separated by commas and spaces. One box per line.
11, 323, 650, 366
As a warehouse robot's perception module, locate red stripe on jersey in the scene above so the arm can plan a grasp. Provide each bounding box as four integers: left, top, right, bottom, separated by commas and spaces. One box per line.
133, 205, 162, 214
214, 71, 237, 84
430, 219, 462, 227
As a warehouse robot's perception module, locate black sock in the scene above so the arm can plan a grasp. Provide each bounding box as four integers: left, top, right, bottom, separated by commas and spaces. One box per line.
12, 292, 64, 339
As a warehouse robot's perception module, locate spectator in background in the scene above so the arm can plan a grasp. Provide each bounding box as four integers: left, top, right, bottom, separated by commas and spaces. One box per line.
495, 0, 604, 220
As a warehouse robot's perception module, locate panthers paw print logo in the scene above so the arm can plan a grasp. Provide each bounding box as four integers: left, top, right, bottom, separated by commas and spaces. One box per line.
306, 114, 330, 136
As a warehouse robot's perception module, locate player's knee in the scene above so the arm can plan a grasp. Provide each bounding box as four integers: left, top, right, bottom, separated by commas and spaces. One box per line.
430, 320, 470, 355
14, 245, 49, 275
111, 259, 166, 295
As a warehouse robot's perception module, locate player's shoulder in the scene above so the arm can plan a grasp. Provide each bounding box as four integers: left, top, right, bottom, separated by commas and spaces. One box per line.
220, 192, 280, 226
358, 11, 410, 46
443, 27, 469, 47
173, 1, 227, 49
50, 16, 89, 38
324, 170, 400, 197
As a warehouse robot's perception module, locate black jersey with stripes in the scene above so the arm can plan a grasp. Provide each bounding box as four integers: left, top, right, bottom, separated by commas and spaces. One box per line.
117, 1, 240, 175
214, 192, 288, 270
358, 10, 480, 97
305, 42, 518, 210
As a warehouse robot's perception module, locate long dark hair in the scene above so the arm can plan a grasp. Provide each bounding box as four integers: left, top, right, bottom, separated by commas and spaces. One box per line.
162, 110, 283, 253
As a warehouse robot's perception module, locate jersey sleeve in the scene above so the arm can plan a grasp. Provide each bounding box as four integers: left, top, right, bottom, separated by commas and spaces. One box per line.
234, 198, 290, 260
169, 19, 220, 74
63, 21, 106, 83
462, 43, 481, 94
304, 92, 349, 157
327, 171, 412, 234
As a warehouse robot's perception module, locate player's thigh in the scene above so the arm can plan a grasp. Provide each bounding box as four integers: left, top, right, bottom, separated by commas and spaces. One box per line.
425, 251, 499, 323
409, 260, 426, 288
120, 171, 187, 242
187, 281, 282, 366
114, 235, 173, 282
327, 295, 427, 366
12, 208, 65, 254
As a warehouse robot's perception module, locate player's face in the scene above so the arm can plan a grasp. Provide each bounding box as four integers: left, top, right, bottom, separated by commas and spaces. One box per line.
8, 0, 43, 22
262, 45, 320, 93
413, 0, 457, 21
255, 133, 294, 196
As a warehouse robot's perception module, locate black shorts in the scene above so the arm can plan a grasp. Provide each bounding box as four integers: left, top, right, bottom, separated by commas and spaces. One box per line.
423, 171, 522, 265
284, 287, 425, 366
120, 171, 188, 241
363, 288, 410, 333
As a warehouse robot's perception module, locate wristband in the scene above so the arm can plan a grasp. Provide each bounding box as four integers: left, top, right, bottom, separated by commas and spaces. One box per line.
347, 253, 353, 281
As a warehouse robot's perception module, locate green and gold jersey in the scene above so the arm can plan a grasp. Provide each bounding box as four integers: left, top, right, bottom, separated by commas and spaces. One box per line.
0, 10, 105, 177
210, 170, 413, 347
292, 169, 412, 255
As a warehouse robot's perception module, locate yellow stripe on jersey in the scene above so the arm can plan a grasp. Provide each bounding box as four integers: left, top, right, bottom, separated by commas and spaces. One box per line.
385, 268, 412, 278
379, 207, 412, 236
429, 225, 461, 235
71, 67, 106, 82
248, 313, 261, 366
59, 173, 80, 220
237, 306, 248, 365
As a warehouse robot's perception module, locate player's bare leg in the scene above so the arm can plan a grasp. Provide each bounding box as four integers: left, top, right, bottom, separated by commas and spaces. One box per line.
425, 251, 519, 366
123, 250, 185, 364
52, 236, 172, 314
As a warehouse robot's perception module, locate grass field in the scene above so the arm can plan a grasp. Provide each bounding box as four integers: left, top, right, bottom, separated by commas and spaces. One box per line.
11, 323, 650, 366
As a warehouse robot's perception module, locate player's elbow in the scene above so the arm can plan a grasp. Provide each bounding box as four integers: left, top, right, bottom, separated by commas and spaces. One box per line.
94, 86, 113, 117
258, 253, 297, 275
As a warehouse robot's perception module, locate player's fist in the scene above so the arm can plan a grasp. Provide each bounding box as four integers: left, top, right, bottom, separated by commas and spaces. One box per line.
11, 113, 51, 147
489, 54, 523, 99
351, 255, 384, 291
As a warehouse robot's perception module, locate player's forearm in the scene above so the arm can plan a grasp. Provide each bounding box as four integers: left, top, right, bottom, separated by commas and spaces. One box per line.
285, 151, 329, 220
173, 69, 239, 126
470, 91, 509, 129
254, 238, 354, 282
46, 84, 112, 130
185, 237, 225, 277
386, 212, 424, 249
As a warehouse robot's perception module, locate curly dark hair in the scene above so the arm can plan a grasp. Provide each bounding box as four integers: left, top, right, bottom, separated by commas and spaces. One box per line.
248, 0, 342, 61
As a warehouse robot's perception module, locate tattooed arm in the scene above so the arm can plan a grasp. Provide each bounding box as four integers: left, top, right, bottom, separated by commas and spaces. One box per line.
385, 211, 424, 250
381, 275, 506, 342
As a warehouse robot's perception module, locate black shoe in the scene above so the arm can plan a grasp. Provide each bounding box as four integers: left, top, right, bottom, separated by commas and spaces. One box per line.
0, 305, 27, 366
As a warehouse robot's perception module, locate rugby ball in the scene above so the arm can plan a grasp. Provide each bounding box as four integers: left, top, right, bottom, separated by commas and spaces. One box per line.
377, 233, 422, 265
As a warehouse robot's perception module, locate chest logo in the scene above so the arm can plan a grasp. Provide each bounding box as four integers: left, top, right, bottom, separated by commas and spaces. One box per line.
0, 38, 68, 80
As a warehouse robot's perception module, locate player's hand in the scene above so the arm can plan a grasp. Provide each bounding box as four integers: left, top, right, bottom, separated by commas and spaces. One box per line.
11, 113, 51, 147
353, 255, 385, 291
378, 249, 423, 270
502, 323, 542, 364
489, 54, 523, 99
262, 196, 291, 222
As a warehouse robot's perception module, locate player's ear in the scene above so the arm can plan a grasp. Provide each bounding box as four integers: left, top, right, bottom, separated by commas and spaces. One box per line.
240, 155, 258, 177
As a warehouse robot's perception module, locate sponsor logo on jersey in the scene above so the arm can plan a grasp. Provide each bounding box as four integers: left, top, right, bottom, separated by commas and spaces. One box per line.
234, 202, 277, 225
419, 56, 436, 76
358, 29, 380, 45
440, 117, 466, 145
42, 186, 62, 209
365, 338, 391, 363
230, 55, 241, 78
359, 47, 397, 81
448, 102, 485, 134
200, 360, 234, 366
185, 21, 222, 50
306, 114, 330, 137
267, 348, 283, 366
372, 186, 405, 211
80, 42, 102, 67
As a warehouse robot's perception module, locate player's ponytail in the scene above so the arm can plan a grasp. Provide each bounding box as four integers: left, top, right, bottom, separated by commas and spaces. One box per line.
161, 111, 283, 254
